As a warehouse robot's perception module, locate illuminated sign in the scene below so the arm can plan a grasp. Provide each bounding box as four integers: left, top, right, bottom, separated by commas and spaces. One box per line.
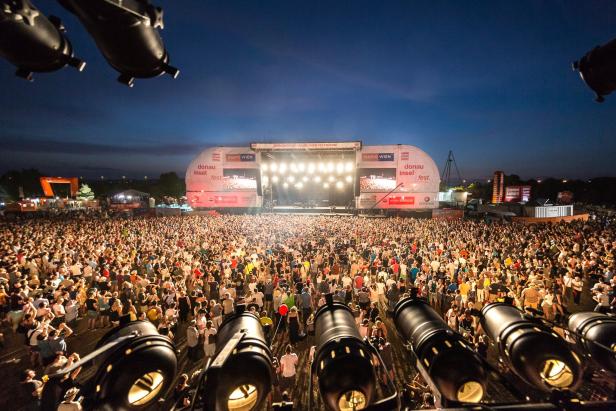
361, 153, 394, 161
225, 153, 256, 162
250, 142, 361, 150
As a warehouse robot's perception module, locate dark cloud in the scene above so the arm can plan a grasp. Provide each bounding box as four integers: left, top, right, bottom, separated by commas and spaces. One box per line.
0, 136, 208, 156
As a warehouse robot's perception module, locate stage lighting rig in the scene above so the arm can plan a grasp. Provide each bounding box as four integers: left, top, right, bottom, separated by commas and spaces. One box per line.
58, 0, 178, 87
312, 294, 399, 411
190, 307, 274, 411
480, 303, 583, 392
394, 297, 487, 407
573, 36, 616, 102
0, 0, 85, 81
567, 312, 616, 374
41, 320, 177, 411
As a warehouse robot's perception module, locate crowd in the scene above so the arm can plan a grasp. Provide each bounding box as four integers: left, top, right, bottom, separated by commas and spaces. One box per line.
0, 213, 614, 410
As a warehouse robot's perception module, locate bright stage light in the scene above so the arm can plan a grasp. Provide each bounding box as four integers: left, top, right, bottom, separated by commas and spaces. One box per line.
298, 163, 306, 172
323, 182, 330, 189
295, 182, 304, 189
345, 162, 354, 172
270, 163, 278, 172
302, 176, 308, 182
261, 164, 268, 172
279, 163, 287, 173
345, 175, 352, 183
308, 163, 316, 174
262, 176, 269, 185
290, 163, 297, 173
336, 181, 344, 189
283, 182, 289, 189
314, 176, 322, 183
318, 162, 326, 173
328, 176, 335, 182
288, 176, 295, 183
327, 162, 335, 172
336, 162, 344, 174
271, 176, 279, 183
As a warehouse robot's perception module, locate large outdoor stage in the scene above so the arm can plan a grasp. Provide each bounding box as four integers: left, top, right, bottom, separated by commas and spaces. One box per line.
185, 141, 441, 213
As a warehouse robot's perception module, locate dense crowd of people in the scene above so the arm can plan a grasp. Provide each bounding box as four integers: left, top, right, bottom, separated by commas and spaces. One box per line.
0, 213, 614, 410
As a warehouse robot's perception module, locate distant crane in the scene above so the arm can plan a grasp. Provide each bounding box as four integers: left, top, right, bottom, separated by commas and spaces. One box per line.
441, 150, 463, 190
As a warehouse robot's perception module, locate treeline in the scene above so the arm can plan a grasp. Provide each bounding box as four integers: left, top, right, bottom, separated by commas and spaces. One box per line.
0, 169, 185, 200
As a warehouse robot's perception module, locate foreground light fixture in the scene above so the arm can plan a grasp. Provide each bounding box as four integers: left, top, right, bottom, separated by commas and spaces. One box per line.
336, 181, 344, 190
313, 297, 377, 411
42, 321, 177, 410
395, 298, 486, 404
195, 307, 273, 411
481, 303, 582, 391
568, 312, 616, 374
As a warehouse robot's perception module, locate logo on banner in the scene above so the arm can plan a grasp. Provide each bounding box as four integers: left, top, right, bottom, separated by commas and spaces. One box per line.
361, 152, 394, 161
225, 153, 256, 162
388, 196, 414, 205
212, 152, 221, 161
401, 152, 409, 161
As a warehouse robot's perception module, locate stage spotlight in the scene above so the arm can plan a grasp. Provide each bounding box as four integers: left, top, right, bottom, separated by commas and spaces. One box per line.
295, 182, 303, 189
308, 163, 316, 174
290, 163, 297, 173
196, 308, 273, 411
480, 303, 583, 391
270, 163, 278, 172
319, 162, 326, 173
345, 162, 354, 172
0, 1, 85, 81
279, 163, 287, 173
323, 183, 330, 189
328, 176, 336, 183
345, 175, 352, 183
262, 176, 269, 186
313, 297, 377, 411
287, 176, 295, 183
298, 163, 306, 172
271, 176, 279, 183
283, 182, 289, 189
42, 321, 177, 410
336, 181, 344, 189
573, 36, 616, 102
395, 298, 486, 404
327, 162, 335, 172
314, 176, 322, 183
568, 312, 616, 374
59, 0, 178, 86
302, 176, 309, 182
336, 162, 345, 174
261, 164, 268, 172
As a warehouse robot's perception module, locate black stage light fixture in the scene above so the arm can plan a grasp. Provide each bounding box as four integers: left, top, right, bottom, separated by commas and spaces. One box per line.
58, 0, 179, 87
568, 312, 616, 374
573, 36, 616, 102
193, 307, 273, 411
41, 320, 177, 411
394, 297, 486, 405
481, 303, 583, 392
0, 0, 85, 80
313, 295, 398, 411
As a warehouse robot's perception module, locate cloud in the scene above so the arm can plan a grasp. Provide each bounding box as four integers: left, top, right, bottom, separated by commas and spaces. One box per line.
0, 136, 209, 156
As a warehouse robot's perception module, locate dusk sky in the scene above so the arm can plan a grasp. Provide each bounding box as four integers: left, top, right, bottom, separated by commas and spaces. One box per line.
1, 0, 615, 180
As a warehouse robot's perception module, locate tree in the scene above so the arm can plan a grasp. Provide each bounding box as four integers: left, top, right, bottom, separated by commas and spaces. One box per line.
155, 172, 185, 198
77, 184, 95, 200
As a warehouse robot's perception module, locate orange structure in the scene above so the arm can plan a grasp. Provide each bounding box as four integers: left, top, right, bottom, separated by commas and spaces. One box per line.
40, 177, 79, 197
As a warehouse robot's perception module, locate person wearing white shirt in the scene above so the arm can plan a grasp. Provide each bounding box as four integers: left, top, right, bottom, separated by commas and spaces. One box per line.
279, 344, 298, 397
202, 321, 217, 358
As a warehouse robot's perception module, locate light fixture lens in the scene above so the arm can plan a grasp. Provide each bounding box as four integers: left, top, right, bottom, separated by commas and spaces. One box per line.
227, 384, 259, 411
456, 381, 484, 403
338, 390, 367, 411
540, 359, 574, 388
127, 371, 165, 406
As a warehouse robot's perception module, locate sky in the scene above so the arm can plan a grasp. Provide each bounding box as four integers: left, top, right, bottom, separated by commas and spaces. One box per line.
1, 0, 615, 180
